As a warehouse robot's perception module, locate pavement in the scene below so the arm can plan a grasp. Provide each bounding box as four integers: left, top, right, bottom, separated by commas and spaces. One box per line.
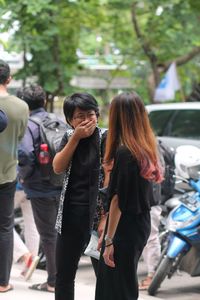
0, 256, 163, 300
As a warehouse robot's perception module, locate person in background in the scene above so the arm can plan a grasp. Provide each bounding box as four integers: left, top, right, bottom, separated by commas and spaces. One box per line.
139, 140, 170, 290
13, 180, 40, 281
0, 59, 29, 293
13, 228, 39, 280
95, 91, 163, 300
139, 185, 162, 290
17, 85, 61, 293
53, 93, 106, 300
8, 89, 39, 280
0, 109, 8, 132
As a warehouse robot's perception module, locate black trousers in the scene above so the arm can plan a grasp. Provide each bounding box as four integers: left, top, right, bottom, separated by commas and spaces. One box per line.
0, 181, 16, 285
30, 196, 59, 286
55, 205, 91, 300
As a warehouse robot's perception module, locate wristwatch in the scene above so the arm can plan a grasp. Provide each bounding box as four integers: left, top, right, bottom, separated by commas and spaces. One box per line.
104, 234, 113, 243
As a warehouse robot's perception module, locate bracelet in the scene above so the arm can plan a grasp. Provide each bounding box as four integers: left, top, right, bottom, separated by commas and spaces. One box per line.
105, 242, 113, 247
104, 234, 113, 243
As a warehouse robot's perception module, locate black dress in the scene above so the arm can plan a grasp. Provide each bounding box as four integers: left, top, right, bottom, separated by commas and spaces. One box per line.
95, 146, 151, 300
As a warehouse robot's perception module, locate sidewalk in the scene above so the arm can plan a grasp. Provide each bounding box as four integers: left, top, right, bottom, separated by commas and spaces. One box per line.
0, 257, 163, 300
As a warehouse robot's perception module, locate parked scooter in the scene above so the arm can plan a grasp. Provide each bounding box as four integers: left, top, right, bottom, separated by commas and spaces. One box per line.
159, 183, 197, 252
148, 145, 200, 296
158, 195, 181, 252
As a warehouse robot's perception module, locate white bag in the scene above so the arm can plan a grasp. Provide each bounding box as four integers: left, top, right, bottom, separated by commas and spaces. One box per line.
84, 230, 100, 260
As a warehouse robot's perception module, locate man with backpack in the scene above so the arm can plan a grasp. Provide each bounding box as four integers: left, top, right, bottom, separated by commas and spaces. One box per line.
17, 85, 67, 293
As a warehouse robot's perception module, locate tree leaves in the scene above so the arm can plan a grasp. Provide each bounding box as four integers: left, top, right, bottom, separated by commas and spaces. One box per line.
0, 0, 200, 102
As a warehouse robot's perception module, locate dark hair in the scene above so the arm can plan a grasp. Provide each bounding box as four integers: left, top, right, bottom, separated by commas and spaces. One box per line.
16, 88, 24, 99
0, 60, 10, 84
17, 85, 46, 110
105, 91, 163, 183
63, 92, 99, 124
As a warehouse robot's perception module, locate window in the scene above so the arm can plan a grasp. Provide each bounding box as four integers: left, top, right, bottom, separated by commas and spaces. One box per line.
149, 108, 200, 140
168, 110, 200, 139
148, 110, 174, 136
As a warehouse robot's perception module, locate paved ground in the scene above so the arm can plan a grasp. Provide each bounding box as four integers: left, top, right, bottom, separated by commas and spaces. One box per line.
138, 258, 200, 300
1, 256, 163, 300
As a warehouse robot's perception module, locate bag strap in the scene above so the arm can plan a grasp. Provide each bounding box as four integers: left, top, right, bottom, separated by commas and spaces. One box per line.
29, 114, 43, 126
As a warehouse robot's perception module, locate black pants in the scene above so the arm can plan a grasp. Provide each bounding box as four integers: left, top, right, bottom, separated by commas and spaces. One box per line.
55, 205, 91, 300
30, 196, 59, 286
0, 181, 16, 286
95, 211, 150, 300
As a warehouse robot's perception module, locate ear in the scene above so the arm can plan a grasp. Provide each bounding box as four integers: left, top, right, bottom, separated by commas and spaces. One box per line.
6, 76, 12, 85
67, 118, 74, 128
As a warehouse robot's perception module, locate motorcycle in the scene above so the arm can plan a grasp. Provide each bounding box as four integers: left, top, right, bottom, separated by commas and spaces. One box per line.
148, 145, 200, 296
158, 195, 181, 252
159, 185, 196, 253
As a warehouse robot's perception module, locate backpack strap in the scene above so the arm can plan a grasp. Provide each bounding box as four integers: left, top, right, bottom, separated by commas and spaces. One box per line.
29, 114, 43, 126
29, 113, 58, 125
29, 115, 46, 149
29, 114, 52, 148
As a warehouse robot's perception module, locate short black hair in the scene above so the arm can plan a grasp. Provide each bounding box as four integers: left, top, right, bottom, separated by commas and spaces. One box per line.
17, 85, 46, 110
0, 60, 10, 84
63, 92, 99, 124
16, 88, 24, 99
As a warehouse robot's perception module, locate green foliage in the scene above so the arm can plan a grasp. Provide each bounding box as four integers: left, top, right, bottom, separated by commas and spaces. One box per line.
188, 0, 200, 11
0, 0, 200, 105
0, 0, 80, 95
79, 0, 200, 101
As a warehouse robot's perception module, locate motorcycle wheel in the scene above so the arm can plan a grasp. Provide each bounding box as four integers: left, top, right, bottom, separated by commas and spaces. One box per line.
159, 230, 169, 252
148, 256, 174, 296
156, 233, 170, 270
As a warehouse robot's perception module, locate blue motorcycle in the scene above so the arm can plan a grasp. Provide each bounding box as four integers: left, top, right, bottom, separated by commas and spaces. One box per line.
148, 145, 200, 296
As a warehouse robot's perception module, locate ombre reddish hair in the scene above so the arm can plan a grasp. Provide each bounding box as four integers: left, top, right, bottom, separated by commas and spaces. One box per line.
104, 92, 163, 183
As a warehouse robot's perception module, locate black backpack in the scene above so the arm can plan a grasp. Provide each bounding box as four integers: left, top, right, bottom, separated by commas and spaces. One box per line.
29, 113, 68, 187
158, 139, 175, 202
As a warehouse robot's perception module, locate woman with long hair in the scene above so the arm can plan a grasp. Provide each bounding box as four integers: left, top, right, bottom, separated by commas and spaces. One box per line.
95, 91, 163, 300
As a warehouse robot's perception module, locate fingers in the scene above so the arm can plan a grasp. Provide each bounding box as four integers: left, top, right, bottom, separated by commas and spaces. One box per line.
97, 240, 102, 251
79, 120, 89, 126
103, 253, 115, 268
86, 122, 96, 132
80, 120, 96, 131
103, 246, 115, 268
80, 119, 96, 128
97, 232, 104, 251
84, 122, 96, 136
75, 120, 96, 139
86, 123, 97, 134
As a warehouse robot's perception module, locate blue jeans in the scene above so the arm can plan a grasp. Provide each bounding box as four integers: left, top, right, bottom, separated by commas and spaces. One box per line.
0, 181, 16, 285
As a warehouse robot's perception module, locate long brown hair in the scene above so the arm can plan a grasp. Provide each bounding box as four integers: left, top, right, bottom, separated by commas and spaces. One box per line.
104, 92, 163, 183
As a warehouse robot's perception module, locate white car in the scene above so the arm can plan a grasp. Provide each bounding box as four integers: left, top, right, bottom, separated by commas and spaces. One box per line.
146, 102, 200, 150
